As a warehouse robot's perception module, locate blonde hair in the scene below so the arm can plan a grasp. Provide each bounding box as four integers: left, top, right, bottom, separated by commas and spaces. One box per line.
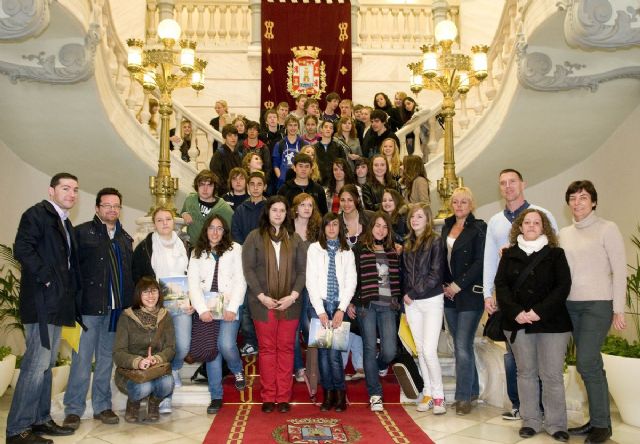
381, 138, 401, 178
450, 186, 476, 212
301, 145, 322, 183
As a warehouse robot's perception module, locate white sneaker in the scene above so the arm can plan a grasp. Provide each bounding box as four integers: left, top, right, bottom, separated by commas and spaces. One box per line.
416, 395, 434, 412
159, 397, 172, 414
433, 398, 446, 415
350, 369, 365, 381
370, 395, 384, 412
378, 367, 389, 377
502, 408, 521, 420
173, 370, 182, 388
295, 368, 306, 383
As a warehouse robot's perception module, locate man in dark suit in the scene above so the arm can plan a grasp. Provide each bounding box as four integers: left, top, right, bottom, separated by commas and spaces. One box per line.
7, 173, 82, 444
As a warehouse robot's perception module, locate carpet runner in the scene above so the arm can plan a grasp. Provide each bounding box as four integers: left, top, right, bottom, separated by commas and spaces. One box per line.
203, 403, 435, 444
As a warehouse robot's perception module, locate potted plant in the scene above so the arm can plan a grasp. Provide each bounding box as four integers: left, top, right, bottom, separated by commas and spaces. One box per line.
0, 244, 23, 337
601, 225, 640, 427
11, 354, 22, 388
0, 345, 16, 397
51, 354, 72, 396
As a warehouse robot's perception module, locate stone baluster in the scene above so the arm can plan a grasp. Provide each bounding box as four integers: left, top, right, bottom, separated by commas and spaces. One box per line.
240, 5, 250, 43
371, 8, 380, 48
125, 76, 139, 111
196, 5, 206, 40
115, 51, 128, 94
139, 93, 151, 133
188, 123, 200, 167
457, 95, 470, 131
229, 5, 239, 40
157, 0, 174, 21
391, 8, 400, 48
219, 5, 229, 41
146, 1, 157, 42
351, 0, 360, 47
427, 115, 438, 158
207, 5, 217, 41
358, 7, 368, 48
249, 0, 261, 47
401, 9, 411, 48
185, 5, 195, 39
473, 84, 485, 116
398, 131, 407, 158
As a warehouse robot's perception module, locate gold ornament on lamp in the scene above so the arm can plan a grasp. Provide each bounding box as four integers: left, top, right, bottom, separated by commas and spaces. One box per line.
126, 19, 208, 215
408, 19, 489, 219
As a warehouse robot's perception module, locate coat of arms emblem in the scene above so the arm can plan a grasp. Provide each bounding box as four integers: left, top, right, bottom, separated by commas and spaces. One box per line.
287, 46, 327, 99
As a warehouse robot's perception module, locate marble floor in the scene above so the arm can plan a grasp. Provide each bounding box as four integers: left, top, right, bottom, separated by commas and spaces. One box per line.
1, 389, 638, 444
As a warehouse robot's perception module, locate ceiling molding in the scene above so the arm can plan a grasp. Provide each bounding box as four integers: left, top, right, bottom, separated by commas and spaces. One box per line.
0, 0, 51, 41
0, 22, 101, 84
559, 0, 640, 49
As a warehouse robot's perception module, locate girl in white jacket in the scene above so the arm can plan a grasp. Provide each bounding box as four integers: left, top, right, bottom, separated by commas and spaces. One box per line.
188, 215, 247, 415
306, 213, 357, 412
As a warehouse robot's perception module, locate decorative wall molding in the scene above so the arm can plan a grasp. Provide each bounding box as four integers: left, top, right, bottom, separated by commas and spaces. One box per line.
558, 0, 640, 48
0, 22, 101, 84
516, 35, 640, 92
0, 0, 51, 41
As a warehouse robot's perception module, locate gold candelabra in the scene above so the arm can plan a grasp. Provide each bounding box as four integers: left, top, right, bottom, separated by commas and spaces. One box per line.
408, 19, 488, 219
126, 19, 207, 215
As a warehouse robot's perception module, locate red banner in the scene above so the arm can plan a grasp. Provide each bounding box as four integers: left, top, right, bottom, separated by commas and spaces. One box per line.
261, 0, 352, 110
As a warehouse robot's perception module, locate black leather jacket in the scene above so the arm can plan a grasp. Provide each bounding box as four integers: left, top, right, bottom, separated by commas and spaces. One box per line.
402, 234, 444, 300
76, 215, 134, 315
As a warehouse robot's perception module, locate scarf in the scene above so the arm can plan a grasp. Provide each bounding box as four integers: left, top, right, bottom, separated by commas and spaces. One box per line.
108, 237, 125, 332
151, 232, 188, 278
517, 234, 548, 256
263, 227, 292, 319
326, 239, 340, 304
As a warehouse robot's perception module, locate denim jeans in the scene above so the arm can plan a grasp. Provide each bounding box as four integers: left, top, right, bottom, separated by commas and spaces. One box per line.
241, 294, 258, 347
293, 288, 311, 372
356, 304, 397, 397
508, 331, 570, 434
64, 313, 115, 416
7, 324, 61, 437
342, 333, 363, 370
504, 340, 520, 409
405, 295, 445, 399
311, 300, 346, 391
444, 308, 482, 401
567, 300, 613, 428
126, 374, 174, 402
206, 313, 243, 400
170, 311, 191, 371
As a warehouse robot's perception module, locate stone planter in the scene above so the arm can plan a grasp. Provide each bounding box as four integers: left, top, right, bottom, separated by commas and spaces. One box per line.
51, 364, 71, 396
11, 368, 20, 388
564, 365, 587, 424
602, 352, 640, 427
0, 354, 16, 397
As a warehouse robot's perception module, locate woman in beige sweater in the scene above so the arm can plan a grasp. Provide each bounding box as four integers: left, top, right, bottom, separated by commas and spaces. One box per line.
401, 155, 431, 205
559, 180, 626, 444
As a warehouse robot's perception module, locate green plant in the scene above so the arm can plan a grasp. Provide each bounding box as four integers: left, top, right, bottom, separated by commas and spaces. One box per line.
55, 354, 71, 367
15, 355, 22, 369
601, 335, 640, 358
0, 345, 11, 360
0, 244, 23, 336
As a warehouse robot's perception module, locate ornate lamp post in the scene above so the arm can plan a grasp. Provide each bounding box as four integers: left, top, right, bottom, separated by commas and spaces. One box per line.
408, 19, 488, 219
127, 19, 207, 215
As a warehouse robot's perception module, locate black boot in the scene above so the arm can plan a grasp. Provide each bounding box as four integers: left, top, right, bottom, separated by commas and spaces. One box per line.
569, 421, 592, 436
334, 390, 347, 412
320, 388, 335, 411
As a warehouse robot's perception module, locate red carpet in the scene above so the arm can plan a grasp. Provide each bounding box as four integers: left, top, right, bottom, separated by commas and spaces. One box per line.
204, 403, 435, 444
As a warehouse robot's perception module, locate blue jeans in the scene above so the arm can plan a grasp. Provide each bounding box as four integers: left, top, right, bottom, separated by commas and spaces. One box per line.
64, 314, 115, 416
356, 304, 397, 397
293, 289, 311, 372
342, 333, 363, 370
567, 300, 613, 428
505, 340, 520, 409
444, 308, 482, 401
241, 295, 258, 347
7, 324, 61, 437
311, 300, 345, 391
206, 313, 243, 400
126, 374, 174, 402
170, 311, 191, 371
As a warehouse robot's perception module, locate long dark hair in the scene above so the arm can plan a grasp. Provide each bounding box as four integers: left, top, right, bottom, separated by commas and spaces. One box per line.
338, 184, 364, 215
360, 211, 395, 252
318, 212, 349, 251
193, 214, 234, 258
291, 192, 322, 242
383, 188, 406, 224
259, 195, 292, 235
132, 276, 164, 309
373, 92, 393, 111
327, 158, 356, 195
368, 154, 394, 186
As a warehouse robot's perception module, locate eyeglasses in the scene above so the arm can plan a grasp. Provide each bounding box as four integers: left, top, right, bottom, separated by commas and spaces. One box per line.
100, 204, 122, 210
141, 288, 159, 295
207, 226, 225, 233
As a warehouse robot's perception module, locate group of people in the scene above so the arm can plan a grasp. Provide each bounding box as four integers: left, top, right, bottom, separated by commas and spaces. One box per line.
6, 118, 626, 444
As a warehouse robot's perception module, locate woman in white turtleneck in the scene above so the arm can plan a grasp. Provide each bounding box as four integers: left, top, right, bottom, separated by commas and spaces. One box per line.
559, 180, 626, 443
495, 208, 572, 442
132, 207, 190, 414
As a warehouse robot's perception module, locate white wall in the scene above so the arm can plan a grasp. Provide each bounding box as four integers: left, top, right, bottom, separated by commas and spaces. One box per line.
0, 140, 146, 248
476, 102, 640, 261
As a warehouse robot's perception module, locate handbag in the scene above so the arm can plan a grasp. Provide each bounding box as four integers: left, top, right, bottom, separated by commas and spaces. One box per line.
117, 362, 171, 384
184, 258, 221, 364
483, 247, 550, 343
117, 316, 171, 383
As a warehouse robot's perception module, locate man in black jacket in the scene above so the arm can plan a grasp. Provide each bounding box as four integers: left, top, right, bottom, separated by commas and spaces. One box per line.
209, 124, 243, 194
361, 110, 400, 158
277, 153, 328, 215
63, 188, 134, 430
7, 173, 81, 444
